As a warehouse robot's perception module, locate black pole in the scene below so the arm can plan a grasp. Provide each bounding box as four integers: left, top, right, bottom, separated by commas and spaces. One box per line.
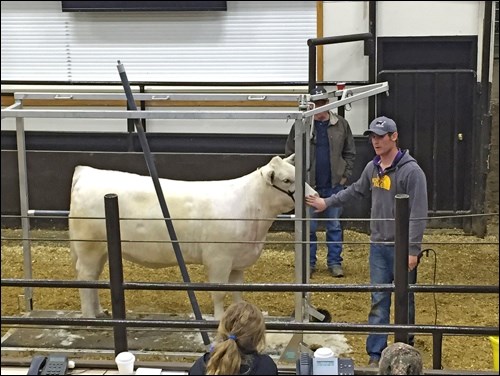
394, 194, 410, 343
308, 44, 317, 92
308, 32, 373, 47
432, 332, 443, 369
337, 95, 345, 118
104, 193, 128, 355
116, 61, 210, 346
368, 1, 377, 121
301, 123, 308, 287
307, 32, 374, 112
471, 0, 493, 237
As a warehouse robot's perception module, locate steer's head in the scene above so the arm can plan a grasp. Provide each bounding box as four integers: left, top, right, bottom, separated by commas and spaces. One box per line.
260, 154, 317, 212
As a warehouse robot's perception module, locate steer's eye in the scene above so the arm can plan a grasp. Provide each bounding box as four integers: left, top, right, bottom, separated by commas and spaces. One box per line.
283, 179, 291, 184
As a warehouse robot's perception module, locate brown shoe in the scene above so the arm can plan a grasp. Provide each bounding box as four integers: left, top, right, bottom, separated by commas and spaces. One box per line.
368, 357, 380, 367
309, 267, 316, 278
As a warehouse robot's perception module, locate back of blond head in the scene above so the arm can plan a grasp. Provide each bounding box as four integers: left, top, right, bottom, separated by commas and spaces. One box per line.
205, 301, 266, 375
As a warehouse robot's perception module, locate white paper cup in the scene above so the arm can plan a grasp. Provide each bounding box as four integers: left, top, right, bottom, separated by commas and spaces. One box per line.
115, 351, 135, 375
314, 347, 334, 358
305, 183, 318, 197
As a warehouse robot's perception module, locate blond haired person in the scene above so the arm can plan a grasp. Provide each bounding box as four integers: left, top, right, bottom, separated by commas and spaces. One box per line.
189, 301, 278, 375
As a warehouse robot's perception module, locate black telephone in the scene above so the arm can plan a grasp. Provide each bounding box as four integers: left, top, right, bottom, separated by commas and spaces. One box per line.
296, 352, 355, 375
27, 354, 69, 375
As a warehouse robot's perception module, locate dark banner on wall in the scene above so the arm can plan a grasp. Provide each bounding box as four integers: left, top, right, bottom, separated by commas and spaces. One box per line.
61, 1, 227, 12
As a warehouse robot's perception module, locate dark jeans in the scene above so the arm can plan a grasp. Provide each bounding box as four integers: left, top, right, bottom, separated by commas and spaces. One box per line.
309, 185, 344, 268
366, 243, 417, 359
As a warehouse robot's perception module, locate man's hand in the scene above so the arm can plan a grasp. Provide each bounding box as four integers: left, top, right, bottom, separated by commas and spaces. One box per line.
408, 255, 418, 271
305, 195, 327, 212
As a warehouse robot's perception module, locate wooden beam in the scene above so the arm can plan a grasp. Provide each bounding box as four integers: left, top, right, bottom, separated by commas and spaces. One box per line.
317, 1, 324, 82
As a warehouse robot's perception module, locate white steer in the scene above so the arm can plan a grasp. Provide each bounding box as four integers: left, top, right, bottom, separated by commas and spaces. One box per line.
69, 154, 313, 319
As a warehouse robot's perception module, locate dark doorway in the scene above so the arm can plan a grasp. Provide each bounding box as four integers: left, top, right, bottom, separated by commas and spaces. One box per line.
377, 36, 478, 216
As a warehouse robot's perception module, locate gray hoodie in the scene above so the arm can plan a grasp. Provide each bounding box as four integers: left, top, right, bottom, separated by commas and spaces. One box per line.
324, 150, 428, 256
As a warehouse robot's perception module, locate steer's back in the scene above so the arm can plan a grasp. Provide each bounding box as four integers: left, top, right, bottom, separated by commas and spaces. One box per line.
69, 165, 259, 268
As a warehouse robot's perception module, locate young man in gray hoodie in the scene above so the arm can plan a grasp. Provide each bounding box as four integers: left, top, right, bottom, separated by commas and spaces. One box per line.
305, 116, 428, 367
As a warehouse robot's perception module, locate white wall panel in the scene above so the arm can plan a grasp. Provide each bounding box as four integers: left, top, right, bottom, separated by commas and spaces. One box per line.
2, 1, 486, 136
377, 1, 480, 37
322, 2, 370, 135
1, 1, 316, 82
321, 1, 483, 135
323, 1, 369, 83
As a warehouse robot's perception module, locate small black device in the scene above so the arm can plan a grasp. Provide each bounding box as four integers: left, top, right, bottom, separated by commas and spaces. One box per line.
27, 354, 69, 375
296, 353, 355, 375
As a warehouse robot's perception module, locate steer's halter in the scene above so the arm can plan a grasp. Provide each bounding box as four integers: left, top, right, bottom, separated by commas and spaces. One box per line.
259, 168, 295, 202
271, 184, 295, 202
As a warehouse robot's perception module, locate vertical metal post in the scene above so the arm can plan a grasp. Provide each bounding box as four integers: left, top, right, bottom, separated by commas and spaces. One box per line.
280, 104, 311, 364
432, 332, 443, 369
15, 103, 33, 312
394, 194, 409, 343
368, 1, 377, 121
104, 194, 128, 355
470, 0, 493, 237
308, 44, 317, 92
337, 103, 345, 118
294, 116, 308, 324
116, 61, 209, 346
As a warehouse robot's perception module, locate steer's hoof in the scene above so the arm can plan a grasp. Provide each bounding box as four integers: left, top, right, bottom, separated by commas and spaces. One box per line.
96, 309, 110, 318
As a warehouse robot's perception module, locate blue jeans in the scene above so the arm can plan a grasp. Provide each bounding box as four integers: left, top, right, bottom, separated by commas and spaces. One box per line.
366, 243, 417, 359
310, 185, 344, 268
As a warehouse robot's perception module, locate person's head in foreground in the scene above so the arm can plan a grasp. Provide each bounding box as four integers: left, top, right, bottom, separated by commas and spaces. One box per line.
206, 301, 267, 375
378, 342, 423, 375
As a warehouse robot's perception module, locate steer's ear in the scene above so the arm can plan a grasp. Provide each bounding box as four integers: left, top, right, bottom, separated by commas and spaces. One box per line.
260, 163, 276, 185
283, 153, 295, 166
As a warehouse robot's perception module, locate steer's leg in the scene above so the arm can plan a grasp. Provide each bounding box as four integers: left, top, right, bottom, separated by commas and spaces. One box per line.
74, 247, 108, 318
228, 269, 244, 304
206, 262, 233, 320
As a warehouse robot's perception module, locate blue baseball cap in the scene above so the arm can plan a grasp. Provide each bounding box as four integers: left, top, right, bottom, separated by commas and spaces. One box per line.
309, 86, 327, 96
363, 116, 398, 136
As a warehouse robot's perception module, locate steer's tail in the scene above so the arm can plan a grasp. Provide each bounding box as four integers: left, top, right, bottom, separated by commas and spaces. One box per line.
70, 165, 86, 193
68, 165, 86, 271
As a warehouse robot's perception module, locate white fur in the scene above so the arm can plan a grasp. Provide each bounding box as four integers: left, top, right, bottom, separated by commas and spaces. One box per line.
69, 155, 313, 319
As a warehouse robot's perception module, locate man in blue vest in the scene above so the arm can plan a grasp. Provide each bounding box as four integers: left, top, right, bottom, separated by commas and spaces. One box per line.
286, 86, 356, 278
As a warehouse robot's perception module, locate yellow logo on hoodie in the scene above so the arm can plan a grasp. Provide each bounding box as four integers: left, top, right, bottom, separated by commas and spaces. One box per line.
372, 175, 391, 190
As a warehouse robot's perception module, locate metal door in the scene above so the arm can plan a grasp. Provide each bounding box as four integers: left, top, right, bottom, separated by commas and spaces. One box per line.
377, 37, 477, 216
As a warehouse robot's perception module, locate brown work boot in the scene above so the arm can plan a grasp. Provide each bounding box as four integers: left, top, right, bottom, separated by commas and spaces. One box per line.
368, 357, 380, 367
309, 267, 316, 278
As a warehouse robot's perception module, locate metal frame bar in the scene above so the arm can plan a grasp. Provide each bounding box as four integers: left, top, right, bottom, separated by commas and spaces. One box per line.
2, 83, 389, 120
0, 82, 389, 324
15, 103, 33, 313
12, 92, 302, 102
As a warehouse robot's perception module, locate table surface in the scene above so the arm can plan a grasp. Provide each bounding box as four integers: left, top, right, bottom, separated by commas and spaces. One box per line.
0, 366, 187, 375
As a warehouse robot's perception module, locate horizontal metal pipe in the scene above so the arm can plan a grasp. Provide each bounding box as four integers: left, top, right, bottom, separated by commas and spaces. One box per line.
1, 316, 497, 336
2, 278, 498, 294
0, 109, 302, 120
14, 92, 302, 102
1, 80, 370, 87
307, 33, 373, 46
22, 210, 497, 220
3, 236, 498, 247
27, 210, 69, 217
25, 212, 295, 220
